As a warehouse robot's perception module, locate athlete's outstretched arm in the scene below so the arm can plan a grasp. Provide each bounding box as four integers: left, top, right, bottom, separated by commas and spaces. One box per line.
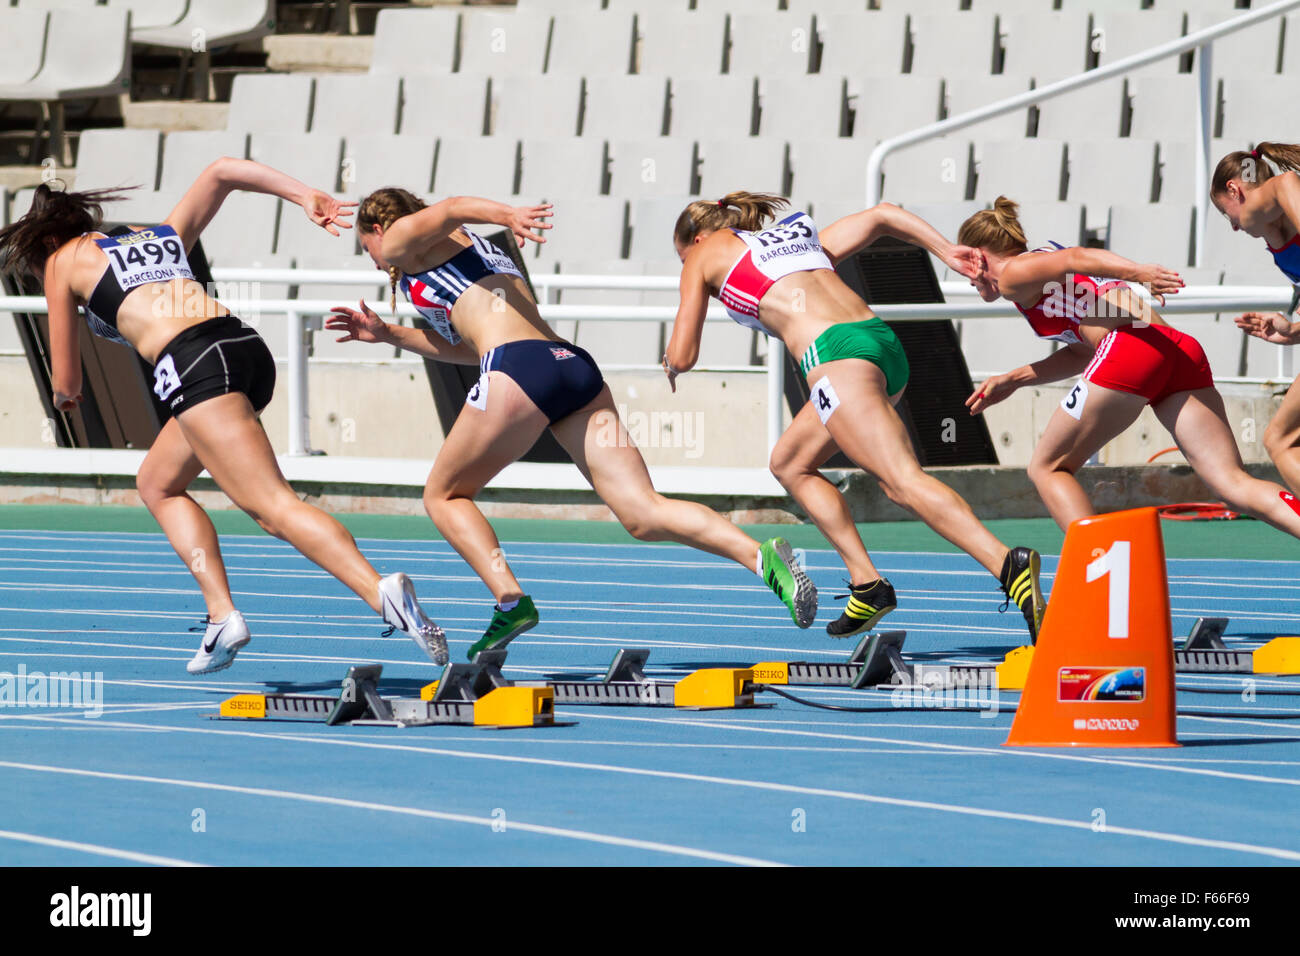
325, 300, 480, 364
44, 247, 84, 411
1241, 170, 1300, 235
663, 254, 711, 392
998, 247, 1183, 306
165, 157, 354, 253
381, 198, 552, 267
819, 202, 978, 276
965, 342, 1093, 415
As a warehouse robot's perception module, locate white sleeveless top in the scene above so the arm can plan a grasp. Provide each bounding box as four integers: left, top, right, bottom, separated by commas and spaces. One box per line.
717, 212, 834, 334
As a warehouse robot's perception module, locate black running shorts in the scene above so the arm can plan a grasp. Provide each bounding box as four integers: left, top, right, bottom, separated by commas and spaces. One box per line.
150, 316, 276, 417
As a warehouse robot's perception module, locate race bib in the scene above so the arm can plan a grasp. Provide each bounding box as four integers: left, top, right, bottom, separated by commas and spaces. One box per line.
810, 375, 840, 425
95, 225, 195, 294
1061, 379, 1088, 421
466, 372, 490, 412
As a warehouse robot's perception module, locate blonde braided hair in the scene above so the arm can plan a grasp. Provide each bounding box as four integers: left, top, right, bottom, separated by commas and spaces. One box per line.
357, 187, 427, 311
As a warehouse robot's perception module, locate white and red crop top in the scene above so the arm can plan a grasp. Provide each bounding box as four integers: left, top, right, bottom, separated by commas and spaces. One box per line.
1013, 242, 1129, 346
717, 211, 834, 334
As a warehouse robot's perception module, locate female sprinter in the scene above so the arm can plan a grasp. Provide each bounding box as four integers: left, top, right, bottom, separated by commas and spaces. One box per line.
0, 166, 446, 673
325, 188, 816, 660
1211, 143, 1300, 491
667, 193, 1045, 642
954, 196, 1300, 538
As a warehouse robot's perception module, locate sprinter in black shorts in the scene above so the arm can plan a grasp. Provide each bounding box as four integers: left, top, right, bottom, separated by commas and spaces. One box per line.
0, 162, 447, 673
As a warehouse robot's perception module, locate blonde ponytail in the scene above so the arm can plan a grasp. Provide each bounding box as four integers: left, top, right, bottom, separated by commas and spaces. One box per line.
674, 191, 790, 246
957, 196, 1028, 256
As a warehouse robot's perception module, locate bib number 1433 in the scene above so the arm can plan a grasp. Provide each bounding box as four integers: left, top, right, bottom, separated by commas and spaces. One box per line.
1085, 540, 1130, 638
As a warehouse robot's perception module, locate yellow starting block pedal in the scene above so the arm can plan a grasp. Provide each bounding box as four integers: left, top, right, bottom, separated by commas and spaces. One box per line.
672, 668, 757, 709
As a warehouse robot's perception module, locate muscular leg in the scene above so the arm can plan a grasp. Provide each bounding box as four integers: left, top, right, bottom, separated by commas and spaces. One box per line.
1027, 384, 1147, 530
423, 372, 548, 604
549, 385, 761, 570
137, 416, 234, 621
1263, 376, 1300, 494
1159, 388, 1300, 537
770, 400, 880, 584
174, 393, 384, 611
815, 359, 1007, 576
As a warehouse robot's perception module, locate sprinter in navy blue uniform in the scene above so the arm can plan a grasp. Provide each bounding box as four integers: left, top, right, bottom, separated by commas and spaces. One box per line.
0, 163, 446, 673
1212, 142, 1300, 495
326, 188, 818, 659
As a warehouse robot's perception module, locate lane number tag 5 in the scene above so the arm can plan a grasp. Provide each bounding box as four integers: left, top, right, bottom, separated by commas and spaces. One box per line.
1062, 379, 1089, 421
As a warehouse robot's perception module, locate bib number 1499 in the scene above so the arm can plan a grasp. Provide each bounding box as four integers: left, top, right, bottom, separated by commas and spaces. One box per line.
1085, 540, 1130, 638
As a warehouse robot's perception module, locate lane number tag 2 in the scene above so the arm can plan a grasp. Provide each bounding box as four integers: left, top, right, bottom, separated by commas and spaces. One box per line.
811, 375, 840, 425
153, 354, 182, 401
1061, 379, 1089, 421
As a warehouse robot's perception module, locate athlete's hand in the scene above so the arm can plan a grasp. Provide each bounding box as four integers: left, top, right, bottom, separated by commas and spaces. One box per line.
508, 204, 553, 246
965, 373, 1017, 415
326, 300, 389, 344
1234, 311, 1296, 345
303, 190, 357, 237
947, 245, 983, 280
52, 389, 82, 412
1132, 263, 1183, 305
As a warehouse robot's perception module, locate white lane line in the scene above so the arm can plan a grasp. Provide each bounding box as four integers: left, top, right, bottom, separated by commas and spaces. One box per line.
0, 828, 203, 866
0, 760, 783, 867
4, 719, 1298, 862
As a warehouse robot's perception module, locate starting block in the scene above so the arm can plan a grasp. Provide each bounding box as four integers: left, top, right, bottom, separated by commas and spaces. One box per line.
216, 662, 559, 729
422, 648, 764, 710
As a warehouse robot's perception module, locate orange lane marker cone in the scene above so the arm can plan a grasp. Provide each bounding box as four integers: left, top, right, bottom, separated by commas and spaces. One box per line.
1005, 506, 1178, 748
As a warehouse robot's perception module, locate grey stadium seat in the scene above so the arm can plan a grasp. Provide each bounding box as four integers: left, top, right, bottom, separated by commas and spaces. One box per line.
1285, 12, 1300, 75
637, 13, 728, 76
193, 193, 279, 268
554, 259, 660, 367
400, 75, 491, 139
757, 75, 847, 139
582, 75, 670, 139
248, 134, 345, 195
490, 75, 584, 138
214, 252, 293, 358
667, 76, 756, 139
294, 255, 395, 362
878, 139, 973, 204
997, 11, 1092, 83
908, 13, 1001, 78
129, 0, 273, 49
898, 199, 982, 277
628, 195, 694, 262
1200, 214, 1274, 275
725, 13, 816, 76
944, 76, 1035, 141
1091, 10, 1188, 76
605, 139, 696, 198
0, 10, 49, 88
1154, 137, 1239, 208
458, 10, 551, 76
104, 0, 187, 31
816, 12, 909, 78
786, 138, 872, 201
310, 74, 401, 137
227, 74, 313, 134
1034, 79, 1126, 141
1106, 204, 1196, 268
695, 139, 788, 198
433, 138, 519, 197
518, 138, 607, 199
1015, 201, 1087, 250
974, 140, 1067, 204
75, 129, 162, 192
1065, 140, 1158, 225
849, 76, 944, 143
278, 195, 360, 264
341, 134, 437, 197
369, 7, 460, 76
0, 7, 130, 100
158, 131, 248, 196
546, 13, 637, 75
1187, 10, 1286, 77
1127, 76, 1203, 142
528, 197, 628, 268
1217, 75, 1300, 142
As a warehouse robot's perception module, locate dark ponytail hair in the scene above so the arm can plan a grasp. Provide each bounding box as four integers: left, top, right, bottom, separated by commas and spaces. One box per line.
1211, 141, 1300, 196
0, 181, 134, 280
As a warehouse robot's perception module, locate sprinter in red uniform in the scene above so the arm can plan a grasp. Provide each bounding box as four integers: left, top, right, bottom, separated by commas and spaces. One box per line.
954, 196, 1300, 537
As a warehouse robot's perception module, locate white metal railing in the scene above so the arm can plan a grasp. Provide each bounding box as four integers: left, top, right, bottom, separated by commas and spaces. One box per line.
3, 274, 1296, 458
865, 0, 1300, 266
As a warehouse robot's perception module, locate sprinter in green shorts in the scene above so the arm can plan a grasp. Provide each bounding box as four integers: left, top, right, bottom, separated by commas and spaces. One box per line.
664, 194, 1046, 643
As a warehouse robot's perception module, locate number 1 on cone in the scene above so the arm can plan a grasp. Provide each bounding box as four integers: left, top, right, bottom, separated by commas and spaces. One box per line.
1086, 540, 1131, 638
